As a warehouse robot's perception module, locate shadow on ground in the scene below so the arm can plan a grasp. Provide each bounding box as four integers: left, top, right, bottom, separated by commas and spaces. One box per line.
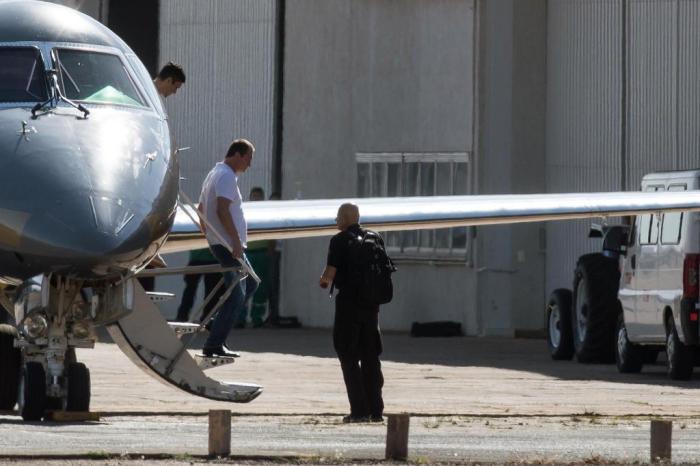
97, 325, 700, 390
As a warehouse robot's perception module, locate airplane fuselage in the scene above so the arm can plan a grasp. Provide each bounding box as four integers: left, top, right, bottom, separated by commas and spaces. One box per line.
0, 1, 179, 281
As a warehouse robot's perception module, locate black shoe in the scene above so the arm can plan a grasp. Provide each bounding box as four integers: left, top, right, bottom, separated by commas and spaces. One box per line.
202, 345, 240, 358
369, 415, 384, 423
342, 415, 368, 424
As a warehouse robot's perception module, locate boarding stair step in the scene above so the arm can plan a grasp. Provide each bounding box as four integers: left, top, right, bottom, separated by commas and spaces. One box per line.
195, 353, 238, 370
167, 322, 202, 337
146, 291, 176, 302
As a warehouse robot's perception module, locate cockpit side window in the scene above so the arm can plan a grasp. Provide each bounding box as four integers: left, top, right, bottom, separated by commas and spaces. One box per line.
0, 47, 47, 103
55, 49, 146, 108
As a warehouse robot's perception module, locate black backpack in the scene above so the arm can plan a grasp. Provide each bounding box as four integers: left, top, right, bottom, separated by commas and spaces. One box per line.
349, 229, 397, 306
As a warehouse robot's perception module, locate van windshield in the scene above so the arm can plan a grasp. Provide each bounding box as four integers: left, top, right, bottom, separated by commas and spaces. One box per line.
55, 49, 146, 108
0, 48, 47, 102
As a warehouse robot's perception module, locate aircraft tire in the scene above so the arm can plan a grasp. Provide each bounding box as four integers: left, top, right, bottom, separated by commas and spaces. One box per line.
666, 315, 693, 380
66, 362, 90, 412
572, 253, 619, 363
615, 312, 643, 373
19, 362, 46, 421
546, 289, 574, 360
0, 324, 20, 410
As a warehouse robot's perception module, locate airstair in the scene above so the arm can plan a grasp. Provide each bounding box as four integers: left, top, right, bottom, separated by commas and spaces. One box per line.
106, 264, 262, 403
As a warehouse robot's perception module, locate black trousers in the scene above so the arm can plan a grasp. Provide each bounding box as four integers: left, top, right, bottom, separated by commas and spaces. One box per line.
333, 294, 384, 418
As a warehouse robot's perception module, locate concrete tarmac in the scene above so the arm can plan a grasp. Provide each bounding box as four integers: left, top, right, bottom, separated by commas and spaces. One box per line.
3, 328, 700, 463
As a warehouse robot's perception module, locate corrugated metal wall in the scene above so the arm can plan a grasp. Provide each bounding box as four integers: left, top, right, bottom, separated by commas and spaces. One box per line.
546, 0, 700, 296
627, 0, 677, 187
545, 0, 622, 291
159, 0, 276, 201
678, 1, 700, 170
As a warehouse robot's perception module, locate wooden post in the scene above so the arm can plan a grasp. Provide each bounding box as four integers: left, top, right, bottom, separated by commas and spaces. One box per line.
385, 414, 410, 460
208, 409, 231, 457
650, 419, 672, 463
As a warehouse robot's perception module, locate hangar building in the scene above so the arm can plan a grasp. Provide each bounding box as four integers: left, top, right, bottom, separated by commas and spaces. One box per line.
52, 0, 700, 336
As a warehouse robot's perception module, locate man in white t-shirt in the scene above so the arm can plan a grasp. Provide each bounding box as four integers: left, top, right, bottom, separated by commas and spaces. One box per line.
197, 138, 257, 357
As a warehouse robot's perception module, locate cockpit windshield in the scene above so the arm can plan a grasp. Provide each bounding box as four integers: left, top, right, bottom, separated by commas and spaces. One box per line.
0, 48, 47, 103
55, 49, 146, 108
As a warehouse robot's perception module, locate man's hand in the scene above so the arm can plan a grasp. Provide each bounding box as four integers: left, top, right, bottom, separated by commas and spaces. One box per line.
319, 265, 336, 289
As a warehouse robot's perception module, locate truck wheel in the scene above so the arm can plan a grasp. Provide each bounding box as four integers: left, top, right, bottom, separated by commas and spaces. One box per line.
666, 315, 693, 380
572, 253, 619, 363
546, 289, 574, 360
18, 362, 46, 421
615, 313, 643, 373
66, 362, 90, 412
0, 324, 20, 410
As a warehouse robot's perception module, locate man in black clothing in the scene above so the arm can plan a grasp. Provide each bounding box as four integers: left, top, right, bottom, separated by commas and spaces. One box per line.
319, 203, 384, 424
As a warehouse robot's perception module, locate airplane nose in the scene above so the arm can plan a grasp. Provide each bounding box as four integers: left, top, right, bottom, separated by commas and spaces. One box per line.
6, 191, 151, 278
89, 195, 136, 237
0, 107, 177, 278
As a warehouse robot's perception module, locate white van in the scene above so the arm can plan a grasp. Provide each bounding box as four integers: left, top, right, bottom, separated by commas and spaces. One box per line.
546, 169, 700, 380
616, 170, 700, 380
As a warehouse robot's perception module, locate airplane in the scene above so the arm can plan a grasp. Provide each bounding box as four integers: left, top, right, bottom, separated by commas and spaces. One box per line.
3, 0, 700, 422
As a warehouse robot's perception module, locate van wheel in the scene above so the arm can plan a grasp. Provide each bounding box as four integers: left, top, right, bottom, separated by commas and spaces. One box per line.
615, 313, 643, 373
546, 289, 574, 360
666, 316, 693, 380
0, 324, 20, 410
572, 253, 619, 363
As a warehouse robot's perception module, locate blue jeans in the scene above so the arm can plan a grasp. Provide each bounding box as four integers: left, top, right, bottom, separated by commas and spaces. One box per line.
204, 244, 259, 349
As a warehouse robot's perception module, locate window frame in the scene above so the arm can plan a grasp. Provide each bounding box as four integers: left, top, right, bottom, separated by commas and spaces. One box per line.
53, 47, 148, 109
638, 185, 663, 246
356, 151, 471, 262
660, 184, 686, 245
0, 45, 48, 104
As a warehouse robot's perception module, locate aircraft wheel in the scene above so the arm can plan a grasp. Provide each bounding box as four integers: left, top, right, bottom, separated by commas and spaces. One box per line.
666, 315, 693, 380
572, 253, 619, 363
0, 324, 20, 410
546, 289, 574, 360
615, 312, 643, 373
18, 362, 46, 421
66, 362, 90, 412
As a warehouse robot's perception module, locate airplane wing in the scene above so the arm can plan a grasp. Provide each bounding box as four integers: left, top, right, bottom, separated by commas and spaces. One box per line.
110, 189, 700, 404
162, 190, 700, 254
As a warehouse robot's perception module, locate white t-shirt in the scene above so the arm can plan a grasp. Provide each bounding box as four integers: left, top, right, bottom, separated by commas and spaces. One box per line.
199, 162, 247, 248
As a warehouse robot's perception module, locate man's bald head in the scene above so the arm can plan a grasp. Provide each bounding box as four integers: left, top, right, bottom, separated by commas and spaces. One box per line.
336, 203, 360, 230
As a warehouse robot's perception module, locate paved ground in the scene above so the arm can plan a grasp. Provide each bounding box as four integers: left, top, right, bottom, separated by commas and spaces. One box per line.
3, 328, 700, 463
80, 328, 700, 417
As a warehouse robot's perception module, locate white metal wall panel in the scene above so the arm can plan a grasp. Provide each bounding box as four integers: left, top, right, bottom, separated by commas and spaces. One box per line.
627, 0, 677, 188
678, 1, 700, 170
545, 0, 622, 292
160, 0, 276, 201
